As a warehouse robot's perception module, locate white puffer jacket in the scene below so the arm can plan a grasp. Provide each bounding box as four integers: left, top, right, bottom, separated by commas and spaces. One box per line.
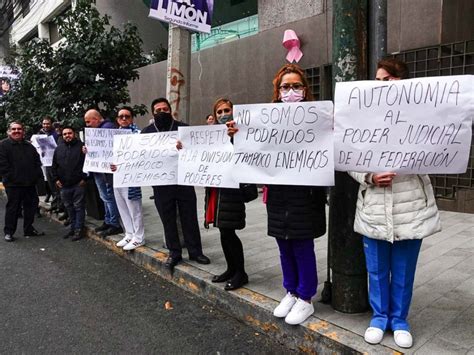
348, 172, 441, 242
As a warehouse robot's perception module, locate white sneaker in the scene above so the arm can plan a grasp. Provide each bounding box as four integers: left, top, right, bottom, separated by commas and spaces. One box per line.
284, 298, 314, 325
364, 327, 384, 344
123, 239, 145, 251
116, 236, 131, 247
394, 330, 413, 348
273, 293, 297, 318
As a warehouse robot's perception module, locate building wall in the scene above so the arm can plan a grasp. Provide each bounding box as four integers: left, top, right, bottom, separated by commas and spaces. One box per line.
130, 7, 332, 128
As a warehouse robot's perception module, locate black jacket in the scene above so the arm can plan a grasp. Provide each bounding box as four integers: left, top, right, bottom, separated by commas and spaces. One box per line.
0, 138, 42, 187
266, 185, 326, 240
52, 138, 87, 188
142, 118, 187, 133
204, 184, 257, 230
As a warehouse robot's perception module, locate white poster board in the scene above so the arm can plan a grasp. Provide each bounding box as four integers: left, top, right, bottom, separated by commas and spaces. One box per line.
334, 75, 474, 173
31, 134, 57, 167
178, 125, 239, 188
83, 128, 130, 173
232, 101, 335, 186
113, 132, 178, 188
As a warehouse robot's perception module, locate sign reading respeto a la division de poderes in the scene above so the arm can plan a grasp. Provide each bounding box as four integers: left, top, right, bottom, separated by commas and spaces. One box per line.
232, 101, 335, 186
112, 132, 178, 188
178, 125, 239, 188
83, 128, 130, 173
334, 75, 473, 174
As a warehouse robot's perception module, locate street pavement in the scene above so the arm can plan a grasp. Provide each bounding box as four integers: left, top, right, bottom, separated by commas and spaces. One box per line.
114, 186, 473, 354
0, 201, 290, 354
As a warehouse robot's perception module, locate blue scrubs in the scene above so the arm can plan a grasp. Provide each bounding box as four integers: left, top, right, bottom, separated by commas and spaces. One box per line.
363, 236, 422, 331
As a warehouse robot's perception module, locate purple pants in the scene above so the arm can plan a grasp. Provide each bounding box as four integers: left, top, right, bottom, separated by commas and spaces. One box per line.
276, 238, 317, 301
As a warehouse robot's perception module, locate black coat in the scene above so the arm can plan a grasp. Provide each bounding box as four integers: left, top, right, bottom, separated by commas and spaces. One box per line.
0, 138, 42, 187
51, 138, 87, 188
266, 184, 326, 240
204, 185, 253, 230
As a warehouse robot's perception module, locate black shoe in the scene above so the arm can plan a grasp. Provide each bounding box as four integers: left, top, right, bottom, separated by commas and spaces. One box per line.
189, 254, 211, 265
71, 230, 83, 241
149, 195, 155, 200
24, 229, 45, 237
58, 213, 68, 221
100, 226, 123, 237
45, 194, 51, 203
165, 256, 182, 270
4, 234, 15, 242
224, 273, 249, 291
63, 230, 74, 239
63, 218, 71, 227
94, 223, 110, 233
212, 270, 234, 283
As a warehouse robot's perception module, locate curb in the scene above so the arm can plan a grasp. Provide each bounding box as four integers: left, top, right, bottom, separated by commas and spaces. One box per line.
35, 205, 400, 355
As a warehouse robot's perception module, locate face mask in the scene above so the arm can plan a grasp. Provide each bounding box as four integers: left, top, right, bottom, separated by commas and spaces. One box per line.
217, 114, 233, 124
280, 89, 305, 103
153, 112, 173, 131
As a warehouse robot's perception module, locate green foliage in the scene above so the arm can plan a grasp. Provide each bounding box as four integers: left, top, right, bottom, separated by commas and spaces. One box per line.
1, 0, 149, 133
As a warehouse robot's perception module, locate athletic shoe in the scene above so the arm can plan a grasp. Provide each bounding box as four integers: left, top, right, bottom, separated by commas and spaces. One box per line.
273, 293, 297, 318
364, 327, 384, 344
394, 330, 413, 348
284, 298, 314, 325
123, 239, 145, 251
116, 236, 131, 248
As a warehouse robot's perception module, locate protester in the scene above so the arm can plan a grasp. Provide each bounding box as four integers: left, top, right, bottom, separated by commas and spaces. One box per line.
349, 58, 441, 349
51, 126, 87, 241
142, 98, 210, 270
200, 98, 257, 290
0, 122, 45, 242
83, 109, 123, 237
227, 64, 327, 325
110, 107, 145, 251
205, 114, 215, 125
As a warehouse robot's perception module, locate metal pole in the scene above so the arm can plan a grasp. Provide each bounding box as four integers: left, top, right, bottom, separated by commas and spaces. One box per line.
368, 0, 387, 78
329, 0, 369, 313
166, 24, 191, 124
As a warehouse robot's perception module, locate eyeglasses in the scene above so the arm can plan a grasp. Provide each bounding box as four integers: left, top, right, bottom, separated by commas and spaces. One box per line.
279, 83, 304, 92
117, 115, 132, 120
216, 108, 231, 115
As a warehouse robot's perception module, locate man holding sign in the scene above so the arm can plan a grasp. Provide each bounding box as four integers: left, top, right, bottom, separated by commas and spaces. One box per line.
142, 98, 210, 270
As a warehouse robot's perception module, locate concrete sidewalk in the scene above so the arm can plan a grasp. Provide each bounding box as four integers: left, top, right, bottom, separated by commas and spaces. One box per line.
43, 186, 473, 354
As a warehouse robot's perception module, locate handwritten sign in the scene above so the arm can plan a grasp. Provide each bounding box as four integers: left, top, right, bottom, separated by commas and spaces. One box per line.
149, 0, 213, 34
83, 128, 130, 173
334, 75, 473, 173
178, 125, 238, 188
31, 135, 57, 167
232, 101, 335, 186
113, 132, 178, 188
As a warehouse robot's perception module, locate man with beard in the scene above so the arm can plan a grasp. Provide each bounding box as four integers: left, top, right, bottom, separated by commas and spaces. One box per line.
51, 126, 87, 241
142, 98, 210, 270
0, 122, 44, 242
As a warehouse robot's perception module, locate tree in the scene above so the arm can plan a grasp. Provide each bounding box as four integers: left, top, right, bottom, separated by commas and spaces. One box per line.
2, 0, 149, 133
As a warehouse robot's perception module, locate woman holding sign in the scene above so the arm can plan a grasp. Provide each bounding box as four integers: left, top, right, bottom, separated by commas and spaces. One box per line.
227, 64, 327, 325
349, 58, 441, 349
111, 107, 145, 251
203, 98, 257, 291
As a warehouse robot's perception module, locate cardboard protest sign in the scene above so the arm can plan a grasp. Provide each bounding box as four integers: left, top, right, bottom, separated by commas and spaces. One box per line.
149, 0, 213, 34
83, 128, 130, 173
113, 132, 179, 188
178, 125, 239, 188
334, 75, 473, 174
232, 101, 335, 186
31, 134, 57, 167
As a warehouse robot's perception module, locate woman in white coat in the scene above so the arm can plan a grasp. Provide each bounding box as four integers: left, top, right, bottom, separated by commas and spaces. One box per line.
349, 58, 441, 349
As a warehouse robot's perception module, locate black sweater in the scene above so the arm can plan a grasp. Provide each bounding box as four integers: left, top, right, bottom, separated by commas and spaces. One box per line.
52, 138, 87, 187
0, 138, 42, 187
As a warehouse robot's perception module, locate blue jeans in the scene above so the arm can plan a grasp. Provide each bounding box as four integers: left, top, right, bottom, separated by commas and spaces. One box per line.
363, 236, 422, 332
276, 238, 317, 301
60, 183, 86, 231
93, 173, 120, 227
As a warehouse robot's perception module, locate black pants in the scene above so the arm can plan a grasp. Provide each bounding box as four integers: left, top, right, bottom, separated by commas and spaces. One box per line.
152, 185, 203, 259
4, 186, 39, 235
219, 228, 246, 275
